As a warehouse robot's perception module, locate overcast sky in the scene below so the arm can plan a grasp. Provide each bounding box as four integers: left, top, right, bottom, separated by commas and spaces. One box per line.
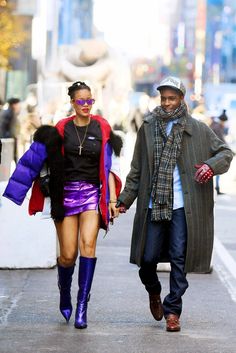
93, 0, 173, 58
93, 0, 180, 59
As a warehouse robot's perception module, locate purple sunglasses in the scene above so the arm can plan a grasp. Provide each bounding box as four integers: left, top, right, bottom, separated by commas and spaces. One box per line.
75, 99, 95, 106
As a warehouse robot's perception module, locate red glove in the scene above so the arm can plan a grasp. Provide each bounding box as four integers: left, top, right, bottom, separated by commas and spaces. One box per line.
115, 200, 127, 213
194, 163, 214, 184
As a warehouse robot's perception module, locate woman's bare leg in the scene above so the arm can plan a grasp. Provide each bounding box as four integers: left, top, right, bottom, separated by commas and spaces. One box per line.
55, 215, 79, 267
55, 215, 80, 322
78, 210, 100, 257
75, 210, 100, 329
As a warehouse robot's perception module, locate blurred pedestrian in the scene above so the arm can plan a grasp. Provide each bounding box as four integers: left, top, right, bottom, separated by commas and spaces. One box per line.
18, 105, 42, 157
117, 76, 233, 332
218, 109, 228, 124
0, 97, 21, 161
210, 110, 228, 143
3, 81, 123, 329
0, 138, 1, 207
0, 138, 2, 164
0, 98, 21, 138
0, 98, 4, 111
209, 110, 229, 195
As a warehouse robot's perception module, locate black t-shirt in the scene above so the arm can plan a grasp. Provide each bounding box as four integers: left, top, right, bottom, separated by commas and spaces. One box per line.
64, 119, 102, 183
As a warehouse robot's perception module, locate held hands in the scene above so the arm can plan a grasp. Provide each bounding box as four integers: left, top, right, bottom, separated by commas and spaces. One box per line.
109, 200, 120, 224
109, 200, 127, 224
194, 163, 214, 184
115, 200, 127, 214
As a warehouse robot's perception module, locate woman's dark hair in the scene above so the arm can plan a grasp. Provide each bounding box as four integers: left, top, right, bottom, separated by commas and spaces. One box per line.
68, 81, 91, 99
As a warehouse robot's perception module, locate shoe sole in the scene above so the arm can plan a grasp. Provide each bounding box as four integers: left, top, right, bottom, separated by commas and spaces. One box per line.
166, 326, 181, 332
150, 309, 164, 321
74, 324, 87, 329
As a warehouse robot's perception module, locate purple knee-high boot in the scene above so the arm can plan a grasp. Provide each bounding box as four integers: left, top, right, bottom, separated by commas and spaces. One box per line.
74, 256, 97, 329
57, 261, 75, 322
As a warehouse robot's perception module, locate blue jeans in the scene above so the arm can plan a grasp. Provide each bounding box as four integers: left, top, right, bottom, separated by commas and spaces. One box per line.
139, 208, 188, 317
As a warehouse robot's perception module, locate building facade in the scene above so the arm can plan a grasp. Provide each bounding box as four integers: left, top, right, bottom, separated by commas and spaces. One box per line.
3, 0, 94, 100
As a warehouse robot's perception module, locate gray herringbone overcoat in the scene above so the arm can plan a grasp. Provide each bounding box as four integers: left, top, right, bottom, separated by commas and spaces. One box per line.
119, 114, 233, 273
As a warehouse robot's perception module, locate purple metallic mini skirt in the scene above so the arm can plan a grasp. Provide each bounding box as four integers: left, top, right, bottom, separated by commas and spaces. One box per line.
63, 181, 100, 217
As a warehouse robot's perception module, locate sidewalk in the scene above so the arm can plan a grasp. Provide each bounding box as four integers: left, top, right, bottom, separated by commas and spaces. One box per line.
1, 207, 236, 353
0, 181, 56, 269
217, 155, 236, 195
0, 147, 236, 352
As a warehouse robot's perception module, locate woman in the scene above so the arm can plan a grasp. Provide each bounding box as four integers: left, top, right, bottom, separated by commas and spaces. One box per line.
3, 81, 122, 329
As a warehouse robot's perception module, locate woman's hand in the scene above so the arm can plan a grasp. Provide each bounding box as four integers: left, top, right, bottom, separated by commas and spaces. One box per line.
108, 172, 120, 224
109, 201, 119, 224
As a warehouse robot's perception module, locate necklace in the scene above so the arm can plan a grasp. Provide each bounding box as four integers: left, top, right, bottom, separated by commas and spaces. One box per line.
73, 119, 90, 155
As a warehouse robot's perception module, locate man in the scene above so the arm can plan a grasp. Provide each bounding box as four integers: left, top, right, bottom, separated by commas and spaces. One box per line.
117, 76, 233, 332
210, 109, 228, 144
0, 98, 21, 161
0, 98, 21, 138
0, 138, 2, 164
209, 110, 229, 195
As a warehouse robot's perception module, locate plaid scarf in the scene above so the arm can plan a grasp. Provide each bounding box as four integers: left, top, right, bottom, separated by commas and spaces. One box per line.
151, 101, 187, 221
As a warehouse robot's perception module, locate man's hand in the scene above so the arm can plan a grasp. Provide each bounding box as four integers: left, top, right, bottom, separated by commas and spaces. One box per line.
194, 163, 214, 184
115, 200, 127, 213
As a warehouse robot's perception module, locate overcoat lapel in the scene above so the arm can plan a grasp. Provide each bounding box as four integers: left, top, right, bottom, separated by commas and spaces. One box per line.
144, 120, 155, 177
176, 115, 193, 166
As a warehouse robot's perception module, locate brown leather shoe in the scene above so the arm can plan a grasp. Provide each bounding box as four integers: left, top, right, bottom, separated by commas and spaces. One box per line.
166, 314, 181, 332
149, 293, 164, 321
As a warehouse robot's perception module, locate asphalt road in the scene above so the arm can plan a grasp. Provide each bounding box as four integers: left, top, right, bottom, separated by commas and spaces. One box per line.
1, 186, 236, 353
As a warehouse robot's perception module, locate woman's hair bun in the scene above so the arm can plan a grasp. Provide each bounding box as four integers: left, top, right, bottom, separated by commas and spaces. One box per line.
68, 81, 91, 98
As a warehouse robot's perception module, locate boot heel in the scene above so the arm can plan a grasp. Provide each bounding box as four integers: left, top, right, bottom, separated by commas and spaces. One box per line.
74, 301, 88, 329
74, 256, 96, 329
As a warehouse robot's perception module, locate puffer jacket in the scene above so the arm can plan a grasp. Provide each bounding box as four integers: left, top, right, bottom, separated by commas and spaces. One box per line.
3, 142, 47, 205
3, 116, 122, 229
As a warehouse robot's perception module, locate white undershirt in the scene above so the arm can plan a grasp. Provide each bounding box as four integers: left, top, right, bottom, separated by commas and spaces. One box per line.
149, 119, 184, 210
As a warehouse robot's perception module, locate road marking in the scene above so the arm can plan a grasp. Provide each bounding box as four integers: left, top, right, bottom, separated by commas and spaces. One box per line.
214, 237, 236, 302
215, 237, 236, 278
215, 205, 236, 211
0, 292, 22, 325
215, 263, 236, 302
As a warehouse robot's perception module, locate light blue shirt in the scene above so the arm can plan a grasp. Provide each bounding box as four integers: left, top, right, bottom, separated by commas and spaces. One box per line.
149, 119, 184, 210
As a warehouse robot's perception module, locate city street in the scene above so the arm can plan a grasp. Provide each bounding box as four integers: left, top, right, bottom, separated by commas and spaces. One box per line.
1, 0, 236, 351
0, 168, 236, 353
